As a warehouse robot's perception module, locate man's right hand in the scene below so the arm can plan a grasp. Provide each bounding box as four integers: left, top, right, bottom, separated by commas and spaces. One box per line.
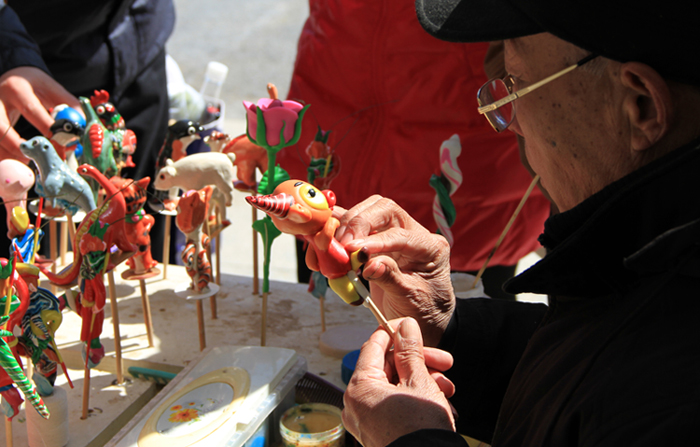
335, 195, 456, 347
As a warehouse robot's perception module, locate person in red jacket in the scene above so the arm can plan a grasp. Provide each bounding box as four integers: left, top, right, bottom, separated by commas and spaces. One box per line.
277, 0, 551, 299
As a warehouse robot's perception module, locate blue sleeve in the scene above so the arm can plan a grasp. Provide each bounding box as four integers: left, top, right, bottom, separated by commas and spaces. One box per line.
437, 298, 548, 444
0, 5, 51, 76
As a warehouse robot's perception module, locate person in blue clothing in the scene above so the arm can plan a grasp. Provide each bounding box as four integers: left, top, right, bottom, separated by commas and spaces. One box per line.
0, 1, 175, 260
340, 0, 700, 446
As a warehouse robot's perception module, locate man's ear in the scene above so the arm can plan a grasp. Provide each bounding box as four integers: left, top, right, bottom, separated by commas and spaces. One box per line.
620, 62, 672, 152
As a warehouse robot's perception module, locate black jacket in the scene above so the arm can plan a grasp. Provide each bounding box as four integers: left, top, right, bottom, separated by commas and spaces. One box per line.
393, 139, 700, 446
0, 0, 174, 101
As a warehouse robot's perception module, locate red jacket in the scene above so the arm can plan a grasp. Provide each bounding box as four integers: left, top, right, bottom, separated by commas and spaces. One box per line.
278, 0, 550, 271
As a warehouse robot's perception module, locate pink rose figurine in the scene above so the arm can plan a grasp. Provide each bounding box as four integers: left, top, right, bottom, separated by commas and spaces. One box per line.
243, 98, 309, 150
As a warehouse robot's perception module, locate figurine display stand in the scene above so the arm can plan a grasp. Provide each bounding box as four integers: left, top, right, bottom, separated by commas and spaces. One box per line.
121, 267, 161, 348
174, 283, 220, 351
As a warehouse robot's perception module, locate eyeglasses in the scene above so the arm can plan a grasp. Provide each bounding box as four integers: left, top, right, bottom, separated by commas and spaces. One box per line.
477, 54, 598, 132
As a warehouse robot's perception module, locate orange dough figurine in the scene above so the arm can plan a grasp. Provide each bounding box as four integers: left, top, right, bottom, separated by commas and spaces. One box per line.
175, 186, 213, 293
246, 180, 363, 304
110, 176, 158, 275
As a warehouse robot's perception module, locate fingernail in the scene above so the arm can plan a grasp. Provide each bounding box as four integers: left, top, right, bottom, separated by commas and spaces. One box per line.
396, 318, 420, 350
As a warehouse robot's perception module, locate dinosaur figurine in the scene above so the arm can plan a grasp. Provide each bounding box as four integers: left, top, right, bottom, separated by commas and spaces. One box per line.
40, 164, 135, 367
19, 136, 97, 215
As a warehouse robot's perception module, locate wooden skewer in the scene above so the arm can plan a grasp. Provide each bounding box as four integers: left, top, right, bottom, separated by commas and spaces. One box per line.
319, 296, 326, 333
472, 174, 541, 289
260, 292, 268, 346
107, 272, 124, 384
139, 279, 154, 347
163, 214, 172, 280
5, 417, 12, 447
347, 271, 395, 336
252, 202, 259, 295
196, 299, 206, 351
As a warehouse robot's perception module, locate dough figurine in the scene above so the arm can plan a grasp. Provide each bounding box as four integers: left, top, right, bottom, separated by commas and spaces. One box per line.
305, 127, 340, 191
49, 104, 86, 170
154, 152, 236, 228
148, 119, 204, 212
204, 131, 268, 191
246, 180, 363, 304
0, 257, 49, 420
15, 263, 67, 396
19, 136, 97, 215
175, 186, 213, 294
8, 207, 43, 264
246, 180, 394, 334
110, 176, 158, 275
40, 164, 136, 367
90, 90, 137, 171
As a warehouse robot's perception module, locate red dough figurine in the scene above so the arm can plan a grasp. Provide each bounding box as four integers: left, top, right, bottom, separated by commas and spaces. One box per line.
247, 180, 364, 305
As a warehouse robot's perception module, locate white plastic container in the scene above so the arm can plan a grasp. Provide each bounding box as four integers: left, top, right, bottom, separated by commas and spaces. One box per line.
109, 346, 306, 447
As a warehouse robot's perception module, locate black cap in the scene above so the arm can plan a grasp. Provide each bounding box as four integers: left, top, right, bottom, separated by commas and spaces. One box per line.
415, 0, 700, 86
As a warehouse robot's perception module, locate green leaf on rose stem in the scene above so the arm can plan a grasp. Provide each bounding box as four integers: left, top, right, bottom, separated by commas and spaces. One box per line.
257, 165, 290, 195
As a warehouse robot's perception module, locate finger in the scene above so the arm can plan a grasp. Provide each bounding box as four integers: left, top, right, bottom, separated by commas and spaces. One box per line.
428, 370, 456, 398
352, 326, 394, 381
18, 93, 56, 137
393, 318, 433, 388
347, 227, 447, 274
424, 347, 454, 372
0, 116, 29, 163
336, 195, 383, 244
338, 196, 423, 246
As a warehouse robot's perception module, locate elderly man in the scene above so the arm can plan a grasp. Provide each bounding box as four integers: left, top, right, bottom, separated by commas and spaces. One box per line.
339, 1, 700, 446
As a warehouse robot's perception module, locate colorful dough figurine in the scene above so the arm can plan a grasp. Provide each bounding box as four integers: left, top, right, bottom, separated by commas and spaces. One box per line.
305, 127, 340, 191
0, 257, 49, 420
110, 176, 158, 275
175, 186, 214, 293
246, 180, 394, 334
154, 152, 236, 228
8, 207, 43, 264
15, 263, 68, 396
204, 130, 268, 191
19, 136, 97, 215
49, 104, 86, 170
247, 180, 360, 303
90, 90, 137, 172
40, 164, 136, 367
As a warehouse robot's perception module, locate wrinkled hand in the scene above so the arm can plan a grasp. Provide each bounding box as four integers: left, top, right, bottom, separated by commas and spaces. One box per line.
343, 318, 456, 447
336, 196, 455, 346
0, 66, 80, 162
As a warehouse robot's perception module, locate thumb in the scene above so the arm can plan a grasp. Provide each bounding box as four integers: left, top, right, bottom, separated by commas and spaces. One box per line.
393, 318, 431, 387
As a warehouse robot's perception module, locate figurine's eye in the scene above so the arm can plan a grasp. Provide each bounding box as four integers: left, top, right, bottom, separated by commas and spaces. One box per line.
96, 105, 105, 115
106, 104, 115, 112
63, 122, 73, 132
187, 127, 196, 136
298, 183, 328, 210
160, 174, 166, 180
